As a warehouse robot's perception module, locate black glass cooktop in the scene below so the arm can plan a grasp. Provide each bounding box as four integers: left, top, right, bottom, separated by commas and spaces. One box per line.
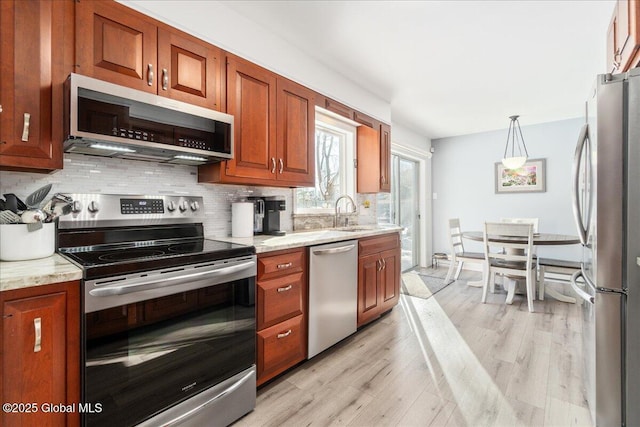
59, 239, 255, 280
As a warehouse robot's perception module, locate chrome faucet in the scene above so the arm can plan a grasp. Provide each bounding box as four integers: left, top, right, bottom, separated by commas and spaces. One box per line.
334, 195, 357, 227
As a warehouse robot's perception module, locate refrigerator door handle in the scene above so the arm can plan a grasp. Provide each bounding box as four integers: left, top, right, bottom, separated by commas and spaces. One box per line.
570, 269, 594, 305
571, 123, 590, 245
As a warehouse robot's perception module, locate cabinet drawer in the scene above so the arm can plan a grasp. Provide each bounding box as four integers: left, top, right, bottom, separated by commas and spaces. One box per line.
257, 272, 304, 330
258, 248, 305, 281
358, 233, 399, 257
256, 314, 306, 385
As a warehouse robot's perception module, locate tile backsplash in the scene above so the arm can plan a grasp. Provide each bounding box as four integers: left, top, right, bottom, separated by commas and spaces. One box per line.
0, 154, 292, 238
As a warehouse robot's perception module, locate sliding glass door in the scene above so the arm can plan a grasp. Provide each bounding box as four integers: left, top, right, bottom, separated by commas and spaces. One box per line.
378, 154, 419, 271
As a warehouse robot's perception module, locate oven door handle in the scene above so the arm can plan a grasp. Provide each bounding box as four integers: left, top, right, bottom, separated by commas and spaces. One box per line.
89, 261, 255, 297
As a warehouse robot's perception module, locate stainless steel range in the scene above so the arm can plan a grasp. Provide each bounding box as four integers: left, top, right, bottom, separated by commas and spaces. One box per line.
57, 194, 256, 427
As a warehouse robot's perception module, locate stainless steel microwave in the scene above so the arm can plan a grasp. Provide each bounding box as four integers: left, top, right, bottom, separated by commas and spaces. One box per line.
64, 73, 233, 165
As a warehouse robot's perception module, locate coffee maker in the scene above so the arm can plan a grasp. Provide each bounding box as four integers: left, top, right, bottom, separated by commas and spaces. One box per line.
248, 196, 286, 236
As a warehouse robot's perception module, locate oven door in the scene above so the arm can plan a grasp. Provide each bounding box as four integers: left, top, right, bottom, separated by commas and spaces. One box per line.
82, 256, 256, 427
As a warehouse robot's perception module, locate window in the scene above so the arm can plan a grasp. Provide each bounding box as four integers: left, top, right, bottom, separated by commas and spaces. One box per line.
295, 111, 355, 213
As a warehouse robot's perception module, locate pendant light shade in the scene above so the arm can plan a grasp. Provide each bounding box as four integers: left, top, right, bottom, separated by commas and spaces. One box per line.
502, 115, 529, 169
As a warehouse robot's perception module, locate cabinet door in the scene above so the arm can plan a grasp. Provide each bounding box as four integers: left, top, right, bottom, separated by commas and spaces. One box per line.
76, 0, 157, 93
356, 125, 381, 193
157, 27, 224, 110
257, 272, 304, 330
1, 282, 80, 427
379, 123, 391, 193
276, 78, 315, 185
224, 56, 277, 181
357, 253, 382, 327
256, 314, 306, 385
0, 0, 71, 172
379, 248, 400, 312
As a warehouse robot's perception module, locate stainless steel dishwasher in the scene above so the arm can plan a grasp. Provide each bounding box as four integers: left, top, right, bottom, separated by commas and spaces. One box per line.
308, 239, 358, 358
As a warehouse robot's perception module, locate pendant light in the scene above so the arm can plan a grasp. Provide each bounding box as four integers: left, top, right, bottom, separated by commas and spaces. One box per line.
502, 115, 529, 169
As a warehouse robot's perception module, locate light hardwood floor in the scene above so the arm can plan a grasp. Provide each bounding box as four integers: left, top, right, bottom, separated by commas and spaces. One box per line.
234, 268, 591, 427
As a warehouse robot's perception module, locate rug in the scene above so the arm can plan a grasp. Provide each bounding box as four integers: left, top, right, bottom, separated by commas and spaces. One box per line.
401, 271, 452, 300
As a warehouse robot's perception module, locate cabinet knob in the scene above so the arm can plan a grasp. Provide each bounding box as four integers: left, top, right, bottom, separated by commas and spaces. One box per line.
147, 64, 154, 86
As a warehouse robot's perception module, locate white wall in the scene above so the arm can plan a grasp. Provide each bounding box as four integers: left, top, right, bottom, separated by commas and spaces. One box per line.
120, 0, 391, 124
432, 117, 583, 261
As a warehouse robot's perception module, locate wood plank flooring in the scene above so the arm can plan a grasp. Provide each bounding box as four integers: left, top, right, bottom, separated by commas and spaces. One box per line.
234, 268, 590, 427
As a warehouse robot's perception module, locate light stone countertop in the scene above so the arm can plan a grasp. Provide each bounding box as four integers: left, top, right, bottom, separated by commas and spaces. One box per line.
1, 226, 401, 292
1, 254, 83, 292
211, 225, 403, 253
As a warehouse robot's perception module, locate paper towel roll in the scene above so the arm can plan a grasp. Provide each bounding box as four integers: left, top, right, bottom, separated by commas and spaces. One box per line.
232, 202, 254, 238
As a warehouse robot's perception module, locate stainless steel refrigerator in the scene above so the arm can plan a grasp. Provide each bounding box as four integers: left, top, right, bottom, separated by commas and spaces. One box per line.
571, 68, 639, 427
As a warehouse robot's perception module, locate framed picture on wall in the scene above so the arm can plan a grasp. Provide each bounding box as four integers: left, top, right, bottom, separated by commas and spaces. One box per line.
495, 158, 546, 193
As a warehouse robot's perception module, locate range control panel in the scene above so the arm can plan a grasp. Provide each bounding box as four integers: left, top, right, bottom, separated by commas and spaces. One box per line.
58, 194, 204, 229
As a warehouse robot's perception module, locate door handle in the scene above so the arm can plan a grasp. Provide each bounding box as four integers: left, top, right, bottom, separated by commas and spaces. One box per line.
570, 270, 594, 305
277, 285, 293, 293
277, 329, 292, 339
162, 68, 168, 90
279, 158, 284, 174
147, 64, 154, 86
21, 113, 31, 141
313, 244, 355, 255
571, 123, 590, 245
33, 317, 42, 352
271, 158, 276, 174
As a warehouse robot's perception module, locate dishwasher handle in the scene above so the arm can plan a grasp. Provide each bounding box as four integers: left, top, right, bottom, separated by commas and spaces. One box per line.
312, 244, 355, 256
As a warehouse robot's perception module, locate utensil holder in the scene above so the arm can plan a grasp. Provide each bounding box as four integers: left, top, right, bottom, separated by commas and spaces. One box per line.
0, 223, 55, 261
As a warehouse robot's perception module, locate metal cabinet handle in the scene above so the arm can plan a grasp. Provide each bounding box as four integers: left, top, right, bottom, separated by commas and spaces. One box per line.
613, 48, 622, 70
382, 258, 386, 270
21, 113, 31, 141
381, 175, 385, 184
279, 158, 284, 174
147, 64, 154, 86
162, 68, 168, 90
376, 259, 382, 272
277, 285, 293, 293
277, 262, 292, 269
271, 158, 276, 174
277, 329, 292, 339
33, 317, 42, 352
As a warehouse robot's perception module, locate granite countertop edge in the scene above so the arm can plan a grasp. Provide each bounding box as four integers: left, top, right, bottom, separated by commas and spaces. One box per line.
211, 226, 403, 253
1, 253, 83, 292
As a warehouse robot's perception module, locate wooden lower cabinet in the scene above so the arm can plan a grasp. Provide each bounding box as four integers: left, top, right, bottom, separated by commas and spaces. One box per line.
256, 247, 307, 386
1, 281, 81, 427
357, 233, 401, 328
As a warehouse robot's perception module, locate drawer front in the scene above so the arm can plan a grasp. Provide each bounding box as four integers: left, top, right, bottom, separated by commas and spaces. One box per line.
258, 248, 305, 281
358, 233, 399, 257
257, 272, 304, 330
256, 314, 306, 385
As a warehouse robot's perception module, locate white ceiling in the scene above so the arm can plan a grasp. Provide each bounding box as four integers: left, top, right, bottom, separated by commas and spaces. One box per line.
220, 0, 614, 139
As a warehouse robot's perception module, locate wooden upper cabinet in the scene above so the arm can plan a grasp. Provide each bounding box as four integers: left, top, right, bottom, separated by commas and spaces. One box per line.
76, 1, 224, 109
379, 123, 391, 193
76, 0, 157, 93
607, 0, 640, 73
223, 55, 277, 181
199, 56, 315, 187
276, 78, 315, 185
356, 125, 381, 193
157, 27, 224, 110
0, 0, 73, 172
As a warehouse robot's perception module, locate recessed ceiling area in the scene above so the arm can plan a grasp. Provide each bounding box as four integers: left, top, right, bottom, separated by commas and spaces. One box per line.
219, 0, 614, 139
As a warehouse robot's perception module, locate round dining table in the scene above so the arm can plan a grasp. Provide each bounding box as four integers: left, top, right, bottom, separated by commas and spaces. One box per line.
461, 232, 581, 304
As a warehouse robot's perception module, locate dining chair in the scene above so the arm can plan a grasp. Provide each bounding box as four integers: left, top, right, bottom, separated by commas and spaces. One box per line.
500, 217, 539, 233
444, 218, 484, 284
482, 222, 536, 312
537, 257, 580, 301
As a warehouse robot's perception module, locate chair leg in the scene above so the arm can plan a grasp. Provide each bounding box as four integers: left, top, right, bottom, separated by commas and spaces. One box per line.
445, 258, 457, 284
482, 264, 490, 303
490, 271, 496, 293
454, 261, 463, 280
526, 270, 534, 312
539, 266, 546, 300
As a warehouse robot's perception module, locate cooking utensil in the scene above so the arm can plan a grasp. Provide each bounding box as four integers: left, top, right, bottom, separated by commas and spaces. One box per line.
25, 183, 52, 208
0, 210, 22, 224
21, 209, 45, 231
